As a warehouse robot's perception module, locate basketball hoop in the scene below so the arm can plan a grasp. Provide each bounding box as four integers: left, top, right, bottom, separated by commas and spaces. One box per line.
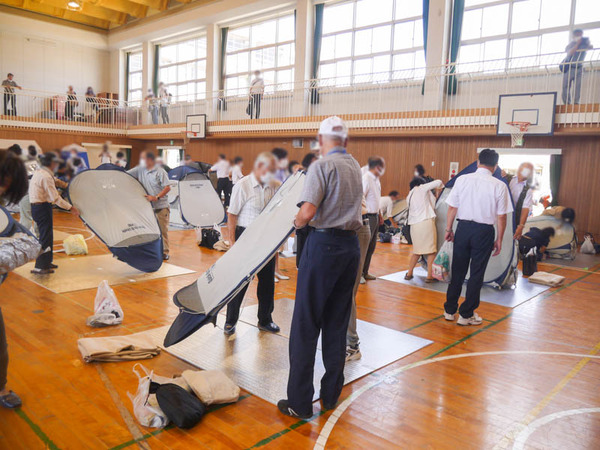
506, 121, 530, 148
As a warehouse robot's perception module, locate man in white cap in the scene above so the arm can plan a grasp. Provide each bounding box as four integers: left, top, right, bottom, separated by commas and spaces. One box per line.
278, 116, 363, 419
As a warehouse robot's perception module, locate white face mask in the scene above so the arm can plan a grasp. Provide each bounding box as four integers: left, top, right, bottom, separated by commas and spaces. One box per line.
139, 159, 147, 169
377, 167, 385, 177
279, 158, 288, 170
260, 172, 274, 184
414, 170, 420, 177
520, 168, 531, 178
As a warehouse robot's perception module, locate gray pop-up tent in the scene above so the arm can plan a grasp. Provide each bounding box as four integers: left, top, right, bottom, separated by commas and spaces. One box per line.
68, 164, 163, 272
164, 172, 306, 346
167, 166, 225, 228
523, 215, 577, 260
434, 161, 518, 288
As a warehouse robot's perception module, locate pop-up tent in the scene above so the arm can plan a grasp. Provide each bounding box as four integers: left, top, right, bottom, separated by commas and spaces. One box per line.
390, 198, 408, 224
68, 164, 163, 272
434, 161, 518, 288
164, 172, 306, 346
167, 166, 225, 228
523, 215, 577, 260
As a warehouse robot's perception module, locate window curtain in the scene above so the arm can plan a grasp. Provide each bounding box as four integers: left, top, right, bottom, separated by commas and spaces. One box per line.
421, 0, 430, 95
153, 44, 160, 95
549, 155, 562, 206
218, 27, 229, 111
124, 52, 130, 102
447, 0, 465, 95
310, 3, 324, 104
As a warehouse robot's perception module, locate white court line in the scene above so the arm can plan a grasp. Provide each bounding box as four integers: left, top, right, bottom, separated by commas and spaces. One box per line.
314, 351, 600, 449
512, 408, 600, 450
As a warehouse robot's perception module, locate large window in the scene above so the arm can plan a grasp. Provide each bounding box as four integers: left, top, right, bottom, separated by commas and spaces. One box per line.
127, 50, 143, 106
459, 0, 600, 72
225, 13, 295, 94
319, 0, 425, 85
158, 35, 207, 101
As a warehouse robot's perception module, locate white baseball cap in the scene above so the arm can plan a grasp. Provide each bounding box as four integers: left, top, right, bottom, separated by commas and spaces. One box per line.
318, 116, 348, 140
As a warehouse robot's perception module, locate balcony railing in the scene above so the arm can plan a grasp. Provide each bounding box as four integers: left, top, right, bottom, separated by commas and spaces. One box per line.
1, 50, 599, 135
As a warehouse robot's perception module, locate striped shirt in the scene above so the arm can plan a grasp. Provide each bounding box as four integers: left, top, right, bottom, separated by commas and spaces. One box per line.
228, 173, 277, 228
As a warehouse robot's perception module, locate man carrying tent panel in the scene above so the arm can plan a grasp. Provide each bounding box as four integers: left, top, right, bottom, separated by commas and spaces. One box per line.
128, 151, 171, 261
443, 149, 512, 326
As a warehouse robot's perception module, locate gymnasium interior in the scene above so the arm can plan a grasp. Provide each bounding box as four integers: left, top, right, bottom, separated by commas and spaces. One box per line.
0, 0, 599, 448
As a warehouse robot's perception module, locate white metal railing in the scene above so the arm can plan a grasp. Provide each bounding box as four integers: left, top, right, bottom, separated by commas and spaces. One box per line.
1, 50, 599, 133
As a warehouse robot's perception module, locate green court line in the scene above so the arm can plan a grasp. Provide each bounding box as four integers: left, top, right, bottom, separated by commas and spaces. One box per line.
402, 314, 443, 332
14, 409, 60, 450
245, 270, 593, 448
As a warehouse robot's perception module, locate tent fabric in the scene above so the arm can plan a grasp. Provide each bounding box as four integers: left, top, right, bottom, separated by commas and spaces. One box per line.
164, 172, 306, 347
523, 215, 577, 260
68, 166, 163, 272
434, 161, 518, 287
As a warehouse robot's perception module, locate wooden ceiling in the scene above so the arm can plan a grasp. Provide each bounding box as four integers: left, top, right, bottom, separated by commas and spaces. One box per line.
0, 0, 197, 30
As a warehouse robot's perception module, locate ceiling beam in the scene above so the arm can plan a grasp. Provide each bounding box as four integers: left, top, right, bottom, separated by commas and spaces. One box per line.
34, 0, 127, 24
126, 0, 166, 11
21, 0, 111, 28
87, 0, 147, 19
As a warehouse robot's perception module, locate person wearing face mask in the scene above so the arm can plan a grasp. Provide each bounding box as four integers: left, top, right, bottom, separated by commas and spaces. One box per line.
443, 149, 512, 326
361, 156, 385, 281
29, 152, 80, 274
128, 151, 171, 260
222, 152, 281, 335
414, 163, 433, 183
271, 148, 290, 183
509, 162, 535, 240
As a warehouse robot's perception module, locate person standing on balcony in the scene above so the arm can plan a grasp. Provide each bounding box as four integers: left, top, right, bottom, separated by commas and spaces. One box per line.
561, 29, 592, 105
2, 73, 22, 116
210, 154, 232, 207
158, 82, 170, 124
361, 156, 385, 282
145, 89, 159, 125
65, 86, 78, 121
248, 70, 264, 119
84, 87, 99, 122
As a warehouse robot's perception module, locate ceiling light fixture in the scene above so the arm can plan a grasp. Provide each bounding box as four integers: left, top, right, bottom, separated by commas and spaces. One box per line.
66, 0, 82, 11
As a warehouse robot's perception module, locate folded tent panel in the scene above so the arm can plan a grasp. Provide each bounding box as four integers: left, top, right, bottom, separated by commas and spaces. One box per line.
68, 164, 163, 272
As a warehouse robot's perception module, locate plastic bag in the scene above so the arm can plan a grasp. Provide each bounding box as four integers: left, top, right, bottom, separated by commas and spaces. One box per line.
86, 280, 124, 327
127, 364, 169, 429
63, 234, 88, 255
581, 235, 596, 254
432, 241, 453, 282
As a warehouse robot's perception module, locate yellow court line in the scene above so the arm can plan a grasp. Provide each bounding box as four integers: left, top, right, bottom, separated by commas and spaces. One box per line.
493, 340, 600, 450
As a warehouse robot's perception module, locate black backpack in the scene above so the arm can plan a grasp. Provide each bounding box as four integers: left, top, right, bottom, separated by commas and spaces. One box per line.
152, 383, 206, 429
199, 229, 221, 249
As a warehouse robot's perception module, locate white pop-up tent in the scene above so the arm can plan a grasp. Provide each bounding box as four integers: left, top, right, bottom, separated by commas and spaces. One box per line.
434, 161, 519, 288
164, 172, 306, 346
167, 166, 225, 228
68, 164, 163, 272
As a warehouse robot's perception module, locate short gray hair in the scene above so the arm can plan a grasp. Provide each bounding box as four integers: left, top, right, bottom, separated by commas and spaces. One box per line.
254, 151, 276, 169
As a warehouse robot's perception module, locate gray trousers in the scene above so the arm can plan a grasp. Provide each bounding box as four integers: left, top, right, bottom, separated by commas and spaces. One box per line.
562, 66, 583, 104
0, 308, 8, 391
347, 223, 372, 346
362, 214, 379, 276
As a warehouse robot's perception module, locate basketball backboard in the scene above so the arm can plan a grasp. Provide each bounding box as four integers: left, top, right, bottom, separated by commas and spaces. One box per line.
497, 92, 556, 136
186, 114, 207, 139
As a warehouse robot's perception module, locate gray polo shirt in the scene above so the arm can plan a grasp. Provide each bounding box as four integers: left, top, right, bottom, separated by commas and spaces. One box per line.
299, 147, 363, 231
128, 165, 170, 210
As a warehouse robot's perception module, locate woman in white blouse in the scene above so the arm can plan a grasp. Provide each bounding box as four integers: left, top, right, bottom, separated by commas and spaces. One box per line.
405, 177, 444, 282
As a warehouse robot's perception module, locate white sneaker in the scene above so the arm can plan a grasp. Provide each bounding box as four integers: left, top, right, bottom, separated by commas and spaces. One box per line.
274, 277, 279, 283
275, 272, 290, 281
360, 276, 366, 285
444, 312, 455, 321
457, 313, 483, 326
345, 345, 362, 361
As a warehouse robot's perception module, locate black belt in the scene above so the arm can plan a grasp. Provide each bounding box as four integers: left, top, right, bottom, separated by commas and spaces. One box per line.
457, 219, 493, 227
31, 202, 51, 206
314, 228, 356, 237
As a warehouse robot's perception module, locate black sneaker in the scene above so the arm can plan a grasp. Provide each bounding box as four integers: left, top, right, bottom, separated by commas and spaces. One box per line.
223, 324, 236, 335
30, 268, 54, 275
321, 400, 338, 411
277, 399, 312, 419
163, 254, 170, 261
258, 322, 280, 333
49, 263, 59, 269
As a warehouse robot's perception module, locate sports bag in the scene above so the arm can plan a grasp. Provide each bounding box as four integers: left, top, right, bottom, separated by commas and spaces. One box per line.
153, 383, 206, 429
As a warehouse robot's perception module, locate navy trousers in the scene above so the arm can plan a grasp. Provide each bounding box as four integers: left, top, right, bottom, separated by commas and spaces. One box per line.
226, 226, 275, 326
287, 230, 360, 415
444, 220, 495, 319
31, 202, 53, 270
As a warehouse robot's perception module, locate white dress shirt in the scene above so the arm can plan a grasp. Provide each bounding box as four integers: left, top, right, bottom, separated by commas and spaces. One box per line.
29, 167, 72, 210
210, 159, 231, 178
362, 171, 381, 214
509, 177, 533, 211
379, 196, 394, 218
446, 168, 512, 225
228, 173, 276, 228
231, 164, 244, 184
407, 180, 443, 225
250, 77, 265, 95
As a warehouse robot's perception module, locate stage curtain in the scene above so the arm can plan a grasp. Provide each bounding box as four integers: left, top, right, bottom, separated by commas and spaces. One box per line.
218, 27, 229, 111
421, 0, 430, 95
447, 0, 465, 95
549, 155, 562, 206
124, 52, 130, 102
152, 45, 160, 95
310, 3, 324, 104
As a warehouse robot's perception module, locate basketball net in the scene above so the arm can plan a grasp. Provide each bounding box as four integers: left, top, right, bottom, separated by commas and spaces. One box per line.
506, 121, 530, 148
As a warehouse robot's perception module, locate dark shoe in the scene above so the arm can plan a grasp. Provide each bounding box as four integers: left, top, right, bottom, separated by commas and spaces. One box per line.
163, 254, 170, 261
321, 400, 338, 411
277, 399, 312, 419
49, 263, 59, 269
223, 324, 236, 335
404, 273, 413, 280
258, 322, 280, 333
364, 273, 376, 280
0, 391, 22, 409
30, 268, 54, 275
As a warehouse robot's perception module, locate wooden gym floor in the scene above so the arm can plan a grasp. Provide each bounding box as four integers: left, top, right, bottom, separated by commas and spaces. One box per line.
0, 211, 599, 449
